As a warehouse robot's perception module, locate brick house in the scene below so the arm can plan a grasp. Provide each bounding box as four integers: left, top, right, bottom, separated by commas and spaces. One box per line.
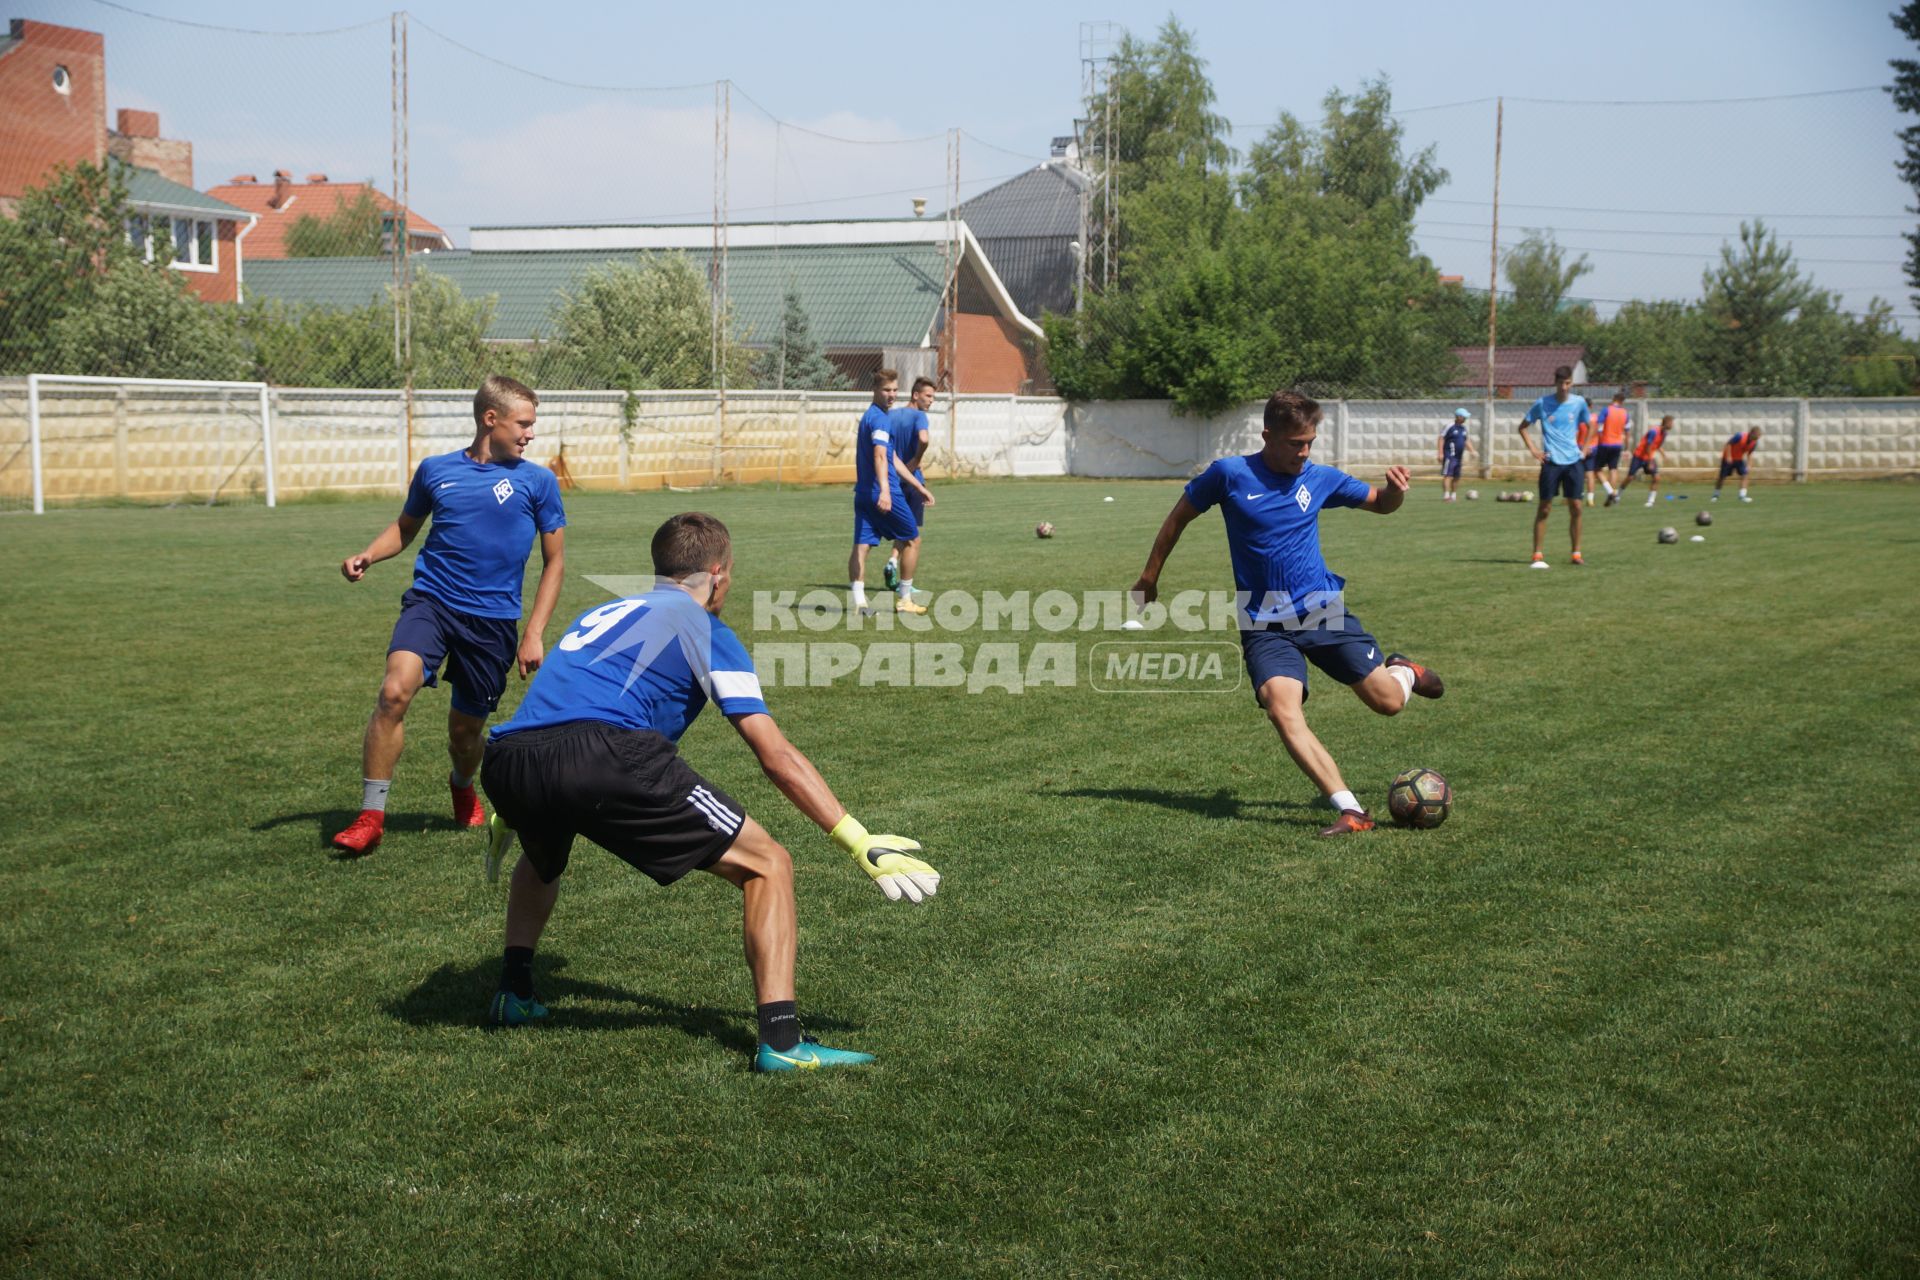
206, 172, 453, 259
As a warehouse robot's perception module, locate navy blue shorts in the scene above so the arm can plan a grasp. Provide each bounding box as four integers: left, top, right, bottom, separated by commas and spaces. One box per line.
1442, 455, 1463, 478
1240, 613, 1383, 703
1627, 454, 1658, 478
1588, 444, 1623, 470
1539, 460, 1584, 502
904, 471, 927, 526
389, 588, 519, 718
853, 496, 918, 546
1720, 459, 1748, 478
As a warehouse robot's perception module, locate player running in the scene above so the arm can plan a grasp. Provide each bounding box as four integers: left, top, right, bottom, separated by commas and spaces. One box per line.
1618, 413, 1671, 506
1130, 389, 1446, 838
1519, 364, 1593, 568
883, 376, 937, 602
1714, 427, 1761, 502
848, 369, 933, 616
1591, 390, 1630, 506
479, 513, 940, 1071
1437, 409, 1473, 502
332, 375, 566, 855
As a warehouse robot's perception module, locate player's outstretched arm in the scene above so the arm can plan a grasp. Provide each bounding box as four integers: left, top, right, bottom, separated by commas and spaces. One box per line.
729, 712, 939, 903
340, 512, 424, 582
1361, 466, 1411, 514
1132, 495, 1202, 606
518, 528, 566, 677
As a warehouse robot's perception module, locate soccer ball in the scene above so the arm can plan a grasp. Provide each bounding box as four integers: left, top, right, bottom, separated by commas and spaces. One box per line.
1695, 510, 1713, 526
1035, 521, 1055, 539
1658, 526, 1679, 544
1521, 490, 1535, 502
1387, 767, 1451, 829
1465, 489, 1479, 500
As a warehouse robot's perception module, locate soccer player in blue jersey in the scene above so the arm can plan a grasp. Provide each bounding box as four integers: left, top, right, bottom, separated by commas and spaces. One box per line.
883, 376, 937, 599
1437, 409, 1473, 502
332, 375, 567, 855
1518, 364, 1593, 568
1130, 389, 1446, 838
479, 513, 940, 1071
848, 369, 932, 616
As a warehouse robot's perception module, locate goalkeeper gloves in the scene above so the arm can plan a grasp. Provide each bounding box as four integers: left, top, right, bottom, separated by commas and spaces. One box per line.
831, 815, 940, 904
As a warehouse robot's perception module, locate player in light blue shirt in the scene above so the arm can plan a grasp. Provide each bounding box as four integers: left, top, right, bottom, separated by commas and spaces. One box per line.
479, 514, 941, 1071
882, 376, 938, 601
847, 369, 931, 616
332, 375, 567, 855
1132, 390, 1447, 837
1518, 364, 1593, 568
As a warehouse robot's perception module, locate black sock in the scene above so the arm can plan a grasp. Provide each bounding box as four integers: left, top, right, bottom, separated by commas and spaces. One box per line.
501, 947, 535, 1000
757, 1000, 800, 1051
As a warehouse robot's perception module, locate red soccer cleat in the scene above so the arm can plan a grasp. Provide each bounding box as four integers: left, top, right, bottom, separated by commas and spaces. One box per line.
1386, 653, 1445, 699
332, 809, 385, 854
451, 781, 486, 828
1317, 809, 1376, 838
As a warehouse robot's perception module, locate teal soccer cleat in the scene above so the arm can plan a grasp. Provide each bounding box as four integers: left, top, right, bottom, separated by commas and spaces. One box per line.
488, 989, 548, 1027
753, 1035, 876, 1073
484, 812, 515, 884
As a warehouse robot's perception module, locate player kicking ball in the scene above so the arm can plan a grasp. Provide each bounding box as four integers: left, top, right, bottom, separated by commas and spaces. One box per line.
332, 376, 566, 854
479, 513, 940, 1071
1130, 390, 1445, 837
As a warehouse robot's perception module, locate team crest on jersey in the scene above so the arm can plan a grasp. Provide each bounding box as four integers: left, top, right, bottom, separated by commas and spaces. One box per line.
492, 478, 514, 504
1295, 484, 1311, 512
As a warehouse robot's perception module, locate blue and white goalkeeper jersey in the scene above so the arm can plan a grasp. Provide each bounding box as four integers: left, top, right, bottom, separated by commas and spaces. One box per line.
491, 584, 768, 742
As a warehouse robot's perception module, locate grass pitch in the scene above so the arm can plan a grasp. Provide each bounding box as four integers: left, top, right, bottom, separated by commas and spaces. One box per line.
1, 478, 1915, 1277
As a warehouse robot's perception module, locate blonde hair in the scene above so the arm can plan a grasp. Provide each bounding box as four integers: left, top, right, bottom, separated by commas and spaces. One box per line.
474, 374, 537, 427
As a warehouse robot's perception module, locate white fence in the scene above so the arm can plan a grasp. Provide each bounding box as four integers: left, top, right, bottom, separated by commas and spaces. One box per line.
2, 380, 1915, 510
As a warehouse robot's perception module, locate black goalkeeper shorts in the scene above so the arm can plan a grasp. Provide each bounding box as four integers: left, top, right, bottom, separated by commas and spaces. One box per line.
481, 722, 748, 885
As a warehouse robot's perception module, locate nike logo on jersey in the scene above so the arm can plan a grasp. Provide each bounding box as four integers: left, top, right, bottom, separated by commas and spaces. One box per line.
1245, 492, 1264, 500
437, 480, 457, 490
1367, 647, 1376, 659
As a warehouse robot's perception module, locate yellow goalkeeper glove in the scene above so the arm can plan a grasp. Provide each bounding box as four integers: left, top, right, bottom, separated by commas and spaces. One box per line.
831, 815, 940, 904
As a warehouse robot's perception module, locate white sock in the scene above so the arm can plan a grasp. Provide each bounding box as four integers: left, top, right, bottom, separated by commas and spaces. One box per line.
1603, 480, 1616, 495
362, 778, 392, 813
1740, 488, 1749, 498
850, 580, 867, 609
1645, 496, 1655, 506
450, 768, 474, 790
897, 578, 914, 598
1329, 789, 1361, 814
1387, 663, 1416, 706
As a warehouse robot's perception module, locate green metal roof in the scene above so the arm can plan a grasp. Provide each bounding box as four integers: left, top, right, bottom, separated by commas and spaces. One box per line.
243, 244, 948, 347
115, 161, 251, 220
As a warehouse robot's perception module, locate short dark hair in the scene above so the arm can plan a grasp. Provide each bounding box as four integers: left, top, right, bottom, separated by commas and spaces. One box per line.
474, 374, 536, 427
910, 376, 936, 395
1263, 389, 1322, 435
651, 512, 732, 579
1552, 364, 1574, 382
873, 368, 899, 391
1612, 389, 1627, 402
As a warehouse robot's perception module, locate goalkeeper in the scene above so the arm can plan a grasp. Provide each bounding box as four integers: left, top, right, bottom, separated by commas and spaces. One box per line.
478, 512, 939, 1071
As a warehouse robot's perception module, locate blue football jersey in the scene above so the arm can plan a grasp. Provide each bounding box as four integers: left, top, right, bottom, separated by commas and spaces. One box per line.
1184, 456, 1373, 627
889, 406, 930, 477
401, 451, 566, 619
491, 585, 768, 742
1442, 423, 1469, 460
1523, 394, 1592, 466
853, 404, 903, 505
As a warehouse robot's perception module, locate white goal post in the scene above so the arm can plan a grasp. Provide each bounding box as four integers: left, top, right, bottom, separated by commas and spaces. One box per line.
24, 373, 276, 514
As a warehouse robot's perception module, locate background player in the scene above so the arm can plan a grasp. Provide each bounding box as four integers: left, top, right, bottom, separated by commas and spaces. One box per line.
1437, 408, 1473, 501
1519, 364, 1593, 568
1130, 389, 1445, 838
1715, 427, 1762, 501
332, 375, 566, 854
479, 513, 940, 1071
1619, 413, 1671, 506
883, 376, 937, 602
1591, 389, 1630, 506
848, 369, 931, 616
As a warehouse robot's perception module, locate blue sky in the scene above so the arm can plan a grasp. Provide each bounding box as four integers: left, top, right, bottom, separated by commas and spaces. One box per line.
23, 0, 1913, 318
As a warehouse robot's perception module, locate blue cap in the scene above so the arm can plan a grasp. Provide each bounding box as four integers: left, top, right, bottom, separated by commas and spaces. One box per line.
1453, 408, 1471, 419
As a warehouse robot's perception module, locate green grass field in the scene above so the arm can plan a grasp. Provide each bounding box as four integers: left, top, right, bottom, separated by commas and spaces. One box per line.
2, 477, 1916, 1277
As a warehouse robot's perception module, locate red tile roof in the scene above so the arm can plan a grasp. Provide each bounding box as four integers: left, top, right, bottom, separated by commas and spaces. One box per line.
204, 177, 450, 258
1448, 345, 1586, 387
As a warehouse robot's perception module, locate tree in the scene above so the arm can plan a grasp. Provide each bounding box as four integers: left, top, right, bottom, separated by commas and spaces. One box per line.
547, 256, 749, 390
48, 257, 249, 380
1697, 220, 1829, 393
0, 162, 138, 373
1503, 230, 1592, 314
1242, 78, 1447, 223
755, 288, 848, 390
240, 271, 505, 388
284, 188, 388, 258
1892, 2, 1920, 308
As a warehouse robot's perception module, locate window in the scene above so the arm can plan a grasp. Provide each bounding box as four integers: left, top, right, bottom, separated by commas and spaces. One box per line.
52, 65, 70, 95
128, 212, 219, 271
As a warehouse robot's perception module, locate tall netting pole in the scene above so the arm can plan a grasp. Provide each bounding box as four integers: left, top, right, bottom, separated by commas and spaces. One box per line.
390, 11, 412, 473
1485, 96, 1503, 408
